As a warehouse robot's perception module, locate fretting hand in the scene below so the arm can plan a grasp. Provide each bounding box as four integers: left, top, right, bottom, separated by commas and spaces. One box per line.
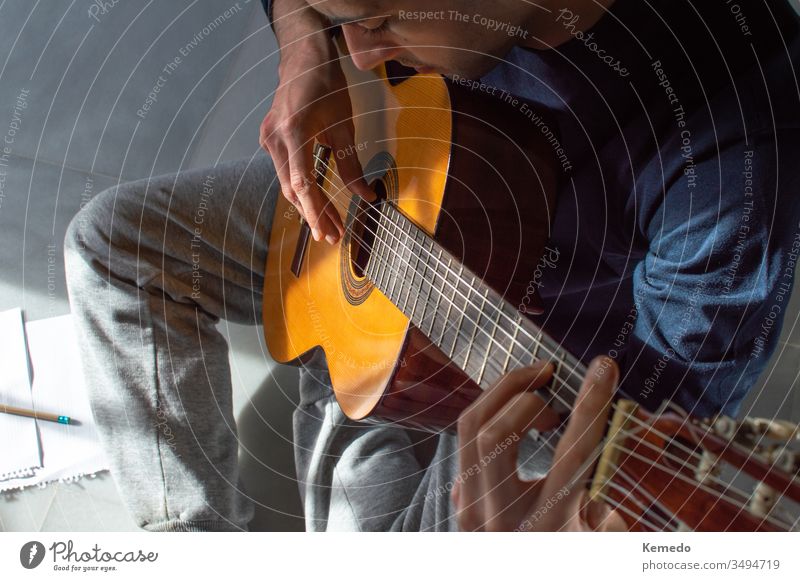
454, 356, 626, 531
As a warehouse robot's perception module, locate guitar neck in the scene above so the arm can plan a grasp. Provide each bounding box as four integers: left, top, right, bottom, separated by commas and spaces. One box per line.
365, 202, 583, 411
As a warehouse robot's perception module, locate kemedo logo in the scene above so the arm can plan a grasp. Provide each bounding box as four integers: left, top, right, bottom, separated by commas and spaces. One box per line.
20, 541, 46, 569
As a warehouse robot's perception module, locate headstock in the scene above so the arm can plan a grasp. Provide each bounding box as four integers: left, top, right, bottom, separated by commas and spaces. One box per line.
589, 399, 800, 531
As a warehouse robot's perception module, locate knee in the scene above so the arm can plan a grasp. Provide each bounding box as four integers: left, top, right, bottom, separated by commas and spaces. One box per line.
64, 182, 145, 278
65, 184, 114, 260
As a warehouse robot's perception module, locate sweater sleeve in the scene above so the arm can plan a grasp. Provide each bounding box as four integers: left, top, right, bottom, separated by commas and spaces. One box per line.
617, 129, 800, 418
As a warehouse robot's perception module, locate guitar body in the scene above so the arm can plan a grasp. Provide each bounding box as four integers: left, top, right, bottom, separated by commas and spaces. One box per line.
262, 59, 557, 429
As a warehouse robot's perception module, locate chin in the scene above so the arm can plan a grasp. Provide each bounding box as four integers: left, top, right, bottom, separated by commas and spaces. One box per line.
442, 66, 491, 81
445, 57, 501, 80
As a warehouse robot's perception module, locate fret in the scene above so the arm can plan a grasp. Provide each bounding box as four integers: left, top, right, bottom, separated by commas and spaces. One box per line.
379, 213, 392, 294
387, 214, 401, 304
400, 217, 413, 314
380, 211, 392, 299
547, 353, 571, 412
554, 353, 580, 412
409, 228, 425, 324
477, 294, 503, 386
384, 233, 393, 295
508, 317, 531, 372
553, 353, 564, 391
454, 276, 478, 370
438, 256, 454, 348
464, 286, 487, 374
365, 227, 377, 283
531, 329, 543, 363
370, 233, 386, 290
394, 215, 404, 310
372, 213, 386, 291
502, 316, 521, 375
553, 350, 569, 384
447, 264, 466, 359
417, 234, 435, 334
428, 248, 444, 338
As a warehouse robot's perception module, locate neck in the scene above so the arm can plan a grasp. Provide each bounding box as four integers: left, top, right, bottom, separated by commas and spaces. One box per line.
365, 202, 582, 414
517, 0, 617, 51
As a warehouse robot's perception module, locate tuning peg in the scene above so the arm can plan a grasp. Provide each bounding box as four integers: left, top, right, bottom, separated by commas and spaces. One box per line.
694, 450, 721, 484
749, 481, 778, 517
713, 416, 738, 440
749, 418, 799, 442
767, 447, 799, 473
661, 400, 689, 417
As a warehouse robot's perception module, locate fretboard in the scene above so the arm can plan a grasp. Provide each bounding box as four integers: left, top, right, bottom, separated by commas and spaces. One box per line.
365, 203, 583, 412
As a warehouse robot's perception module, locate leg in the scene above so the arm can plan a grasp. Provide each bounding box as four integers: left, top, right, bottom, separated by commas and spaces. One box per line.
292, 362, 432, 531
65, 152, 278, 531
294, 364, 554, 531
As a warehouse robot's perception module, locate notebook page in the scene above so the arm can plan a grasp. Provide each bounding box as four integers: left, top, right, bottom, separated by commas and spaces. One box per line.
0, 314, 107, 491
0, 308, 42, 481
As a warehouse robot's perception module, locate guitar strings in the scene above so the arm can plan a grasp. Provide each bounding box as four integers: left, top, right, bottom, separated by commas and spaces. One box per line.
528, 411, 789, 531
312, 164, 702, 448
312, 161, 744, 464
303, 159, 791, 529
310, 162, 754, 480
312, 173, 780, 526
606, 472, 679, 531
312, 159, 589, 383
589, 396, 790, 530
608, 423, 755, 508
685, 420, 800, 530
323, 148, 797, 530
610, 441, 788, 530
615, 440, 795, 532
658, 424, 794, 532
603, 479, 678, 531
315, 164, 728, 494
305, 180, 655, 527
593, 487, 677, 531
310, 160, 595, 392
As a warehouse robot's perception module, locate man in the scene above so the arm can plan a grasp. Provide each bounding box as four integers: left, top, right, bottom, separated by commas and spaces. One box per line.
65, 0, 800, 531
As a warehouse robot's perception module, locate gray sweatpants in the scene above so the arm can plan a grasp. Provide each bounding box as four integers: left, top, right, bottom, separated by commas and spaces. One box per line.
62, 152, 464, 531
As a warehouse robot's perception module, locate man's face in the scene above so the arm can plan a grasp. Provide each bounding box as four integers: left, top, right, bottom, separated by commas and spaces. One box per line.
310, 0, 531, 79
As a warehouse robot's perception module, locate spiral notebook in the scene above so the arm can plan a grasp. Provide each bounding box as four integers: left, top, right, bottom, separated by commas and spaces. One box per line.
0, 308, 41, 481
0, 312, 107, 492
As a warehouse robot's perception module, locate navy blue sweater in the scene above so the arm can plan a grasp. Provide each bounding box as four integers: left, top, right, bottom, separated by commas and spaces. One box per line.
261, 0, 800, 417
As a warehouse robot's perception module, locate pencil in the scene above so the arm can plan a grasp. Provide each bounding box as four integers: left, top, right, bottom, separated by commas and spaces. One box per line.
0, 404, 71, 425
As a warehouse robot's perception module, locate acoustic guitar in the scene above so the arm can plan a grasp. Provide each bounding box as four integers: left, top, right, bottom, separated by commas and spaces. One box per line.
262, 55, 800, 531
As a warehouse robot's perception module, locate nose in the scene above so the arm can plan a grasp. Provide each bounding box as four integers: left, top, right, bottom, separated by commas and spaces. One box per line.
341, 24, 402, 71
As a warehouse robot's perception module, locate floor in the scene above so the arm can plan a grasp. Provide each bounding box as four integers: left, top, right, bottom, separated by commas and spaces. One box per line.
1, 0, 800, 532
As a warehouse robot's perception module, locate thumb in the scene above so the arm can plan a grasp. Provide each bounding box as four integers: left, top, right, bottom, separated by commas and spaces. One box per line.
329, 135, 376, 202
